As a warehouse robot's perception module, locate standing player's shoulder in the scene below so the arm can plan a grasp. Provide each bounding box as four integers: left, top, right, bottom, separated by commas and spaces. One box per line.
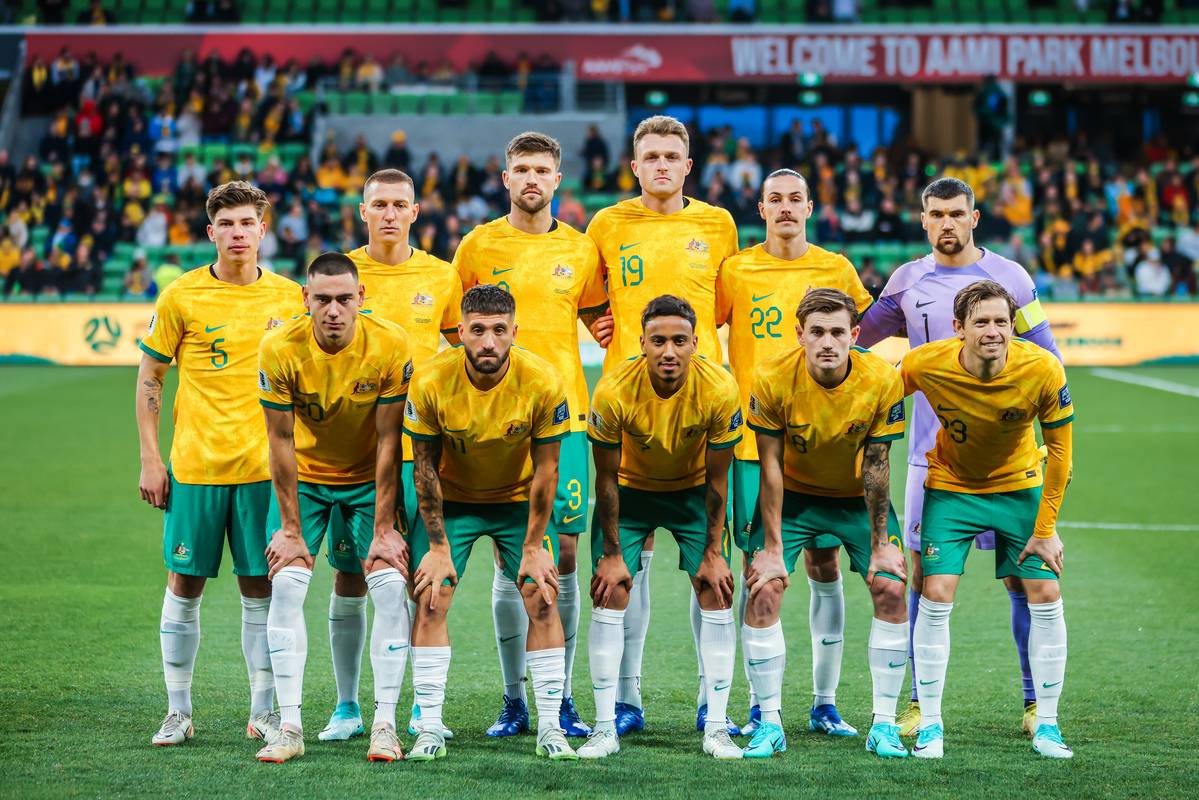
694, 353, 739, 389
412, 344, 460, 384
904, 337, 956, 368
258, 268, 301, 292
981, 248, 1036, 287
879, 253, 936, 296
851, 345, 902, 382
1011, 336, 1059, 369
262, 312, 308, 351
686, 196, 736, 225
722, 242, 763, 270
157, 264, 211, 301
512, 345, 558, 378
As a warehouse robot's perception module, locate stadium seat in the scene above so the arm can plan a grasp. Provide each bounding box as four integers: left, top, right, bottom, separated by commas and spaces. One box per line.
361, 0, 389, 21
242, 0, 269, 21
447, 93, 472, 115
394, 94, 421, 115
422, 94, 449, 114
345, 92, 374, 114
292, 90, 317, 114
290, 0, 317, 22
499, 91, 523, 114
315, 0, 341, 23
474, 91, 499, 114
201, 142, 229, 164
392, 0, 414, 19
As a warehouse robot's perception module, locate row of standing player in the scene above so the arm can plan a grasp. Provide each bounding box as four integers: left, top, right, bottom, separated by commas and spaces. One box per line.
135, 115, 1072, 764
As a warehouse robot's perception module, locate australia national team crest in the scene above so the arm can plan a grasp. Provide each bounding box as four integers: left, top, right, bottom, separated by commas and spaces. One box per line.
847, 421, 868, 434
1001, 408, 1027, 422
685, 238, 710, 254
352, 379, 378, 395
411, 292, 434, 307
172, 543, 190, 562
552, 264, 574, 279
504, 420, 530, 438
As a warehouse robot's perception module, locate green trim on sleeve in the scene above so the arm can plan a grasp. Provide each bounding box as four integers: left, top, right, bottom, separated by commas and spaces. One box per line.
587, 434, 621, 449
578, 302, 610, 315
138, 341, 172, 363
866, 432, 904, 443
747, 422, 784, 437
707, 435, 742, 451
259, 399, 293, 411
533, 431, 569, 445
402, 426, 441, 441
1040, 414, 1074, 430
439, 327, 458, 335
378, 394, 407, 405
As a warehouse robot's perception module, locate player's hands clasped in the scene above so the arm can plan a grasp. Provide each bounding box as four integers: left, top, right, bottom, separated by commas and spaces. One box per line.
590, 553, 633, 607
413, 547, 458, 610
1018, 532, 1064, 576
366, 525, 409, 575
518, 545, 560, 606
746, 547, 790, 597
695, 548, 735, 608
265, 528, 314, 577
139, 457, 170, 509
867, 542, 908, 586
588, 309, 615, 348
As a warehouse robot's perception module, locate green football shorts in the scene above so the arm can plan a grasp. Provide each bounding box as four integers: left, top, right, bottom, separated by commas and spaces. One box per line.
553, 430, 590, 536
162, 472, 272, 578
746, 490, 904, 583
265, 481, 377, 572
408, 500, 557, 585
733, 460, 842, 555
590, 485, 732, 579
920, 486, 1056, 581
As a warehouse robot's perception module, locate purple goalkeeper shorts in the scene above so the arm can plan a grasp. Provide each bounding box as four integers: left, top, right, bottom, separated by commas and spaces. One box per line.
904, 464, 996, 551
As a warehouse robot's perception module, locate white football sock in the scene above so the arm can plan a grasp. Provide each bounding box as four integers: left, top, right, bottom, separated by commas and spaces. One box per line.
700, 607, 736, 733
268, 566, 312, 730
867, 617, 909, 725
366, 568, 409, 729
412, 646, 451, 734
328, 592, 366, 708
690, 590, 705, 707
738, 579, 758, 707
742, 621, 785, 726
240, 595, 274, 717
588, 607, 625, 732
1028, 598, 1067, 729
809, 576, 845, 706
527, 647, 567, 734
618, 551, 653, 707
160, 589, 201, 716
913, 596, 953, 729
492, 564, 528, 702
557, 570, 579, 699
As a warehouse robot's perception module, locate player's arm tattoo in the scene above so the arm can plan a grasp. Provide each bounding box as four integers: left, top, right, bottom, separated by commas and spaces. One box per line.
134, 354, 170, 462
862, 441, 892, 548
412, 437, 447, 546
143, 377, 162, 414
592, 444, 623, 557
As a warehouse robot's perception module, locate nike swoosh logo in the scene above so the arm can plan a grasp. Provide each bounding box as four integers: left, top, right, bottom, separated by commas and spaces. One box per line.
415, 690, 431, 696
914, 743, 930, 751
205, 324, 226, 333
619, 243, 639, 251
1042, 681, 1062, 688
888, 660, 906, 669
915, 300, 935, 308
499, 634, 521, 643
936, 404, 959, 412
565, 633, 576, 642
492, 267, 514, 275
821, 638, 842, 646
714, 683, 730, 691
751, 293, 774, 302
562, 514, 583, 524
387, 644, 408, 652
269, 648, 286, 654
748, 658, 772, 666
919, 679, 938, 686
548, 688, 561, 695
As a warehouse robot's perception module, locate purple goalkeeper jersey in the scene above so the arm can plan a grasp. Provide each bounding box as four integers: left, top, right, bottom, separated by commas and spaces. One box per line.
857, 248, 1062, 467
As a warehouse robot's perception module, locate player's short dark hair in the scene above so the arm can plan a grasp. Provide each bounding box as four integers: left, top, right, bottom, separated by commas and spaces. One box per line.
641, 294, 696, 332
796, 287, 858, 328
307, 251, 359, 280
363, 168, 415, 196
462, 284, 515, 317
205, 180, 269, 222
953, 280, 1016, 323
921, 177, 975, 210
762, 168, 810, 200
505, 131, 562, 168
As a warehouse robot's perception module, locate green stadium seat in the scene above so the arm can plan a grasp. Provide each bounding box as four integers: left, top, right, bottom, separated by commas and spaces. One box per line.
513, 6, 535, 20
290, 0, 317, 21
422, 94, 449, 114
466, 0, 487, 20
447, 93, 472, 115
264, 0, 289, 22
102, 274, 124, 294
278, 142, 308, 166
201, 142, 229, 164
242, 0, 268, 20
499, 91, 522, 114
474, 91, 499, 114
392, 0, 414, 18
30, 226, 49, 252
394, 94, 421, 115
292, 90, 317, 114
361, 0, 389, 21
440, 7, 465, 22
315, 0, 341, 23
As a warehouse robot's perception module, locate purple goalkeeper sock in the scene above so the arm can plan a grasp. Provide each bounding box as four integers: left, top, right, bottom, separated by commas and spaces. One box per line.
908, 588, 921, 702
1009, 590, 1035, 704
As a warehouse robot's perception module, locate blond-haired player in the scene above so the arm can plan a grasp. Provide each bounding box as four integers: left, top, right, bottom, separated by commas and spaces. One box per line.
136, 181, 300, 748
585, 115, 739, 735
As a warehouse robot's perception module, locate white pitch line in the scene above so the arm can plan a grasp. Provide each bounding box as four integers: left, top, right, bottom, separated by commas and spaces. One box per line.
1091, 368, 1199, 399
1079, 425, 1199, 434
1056, 521, 1199, 532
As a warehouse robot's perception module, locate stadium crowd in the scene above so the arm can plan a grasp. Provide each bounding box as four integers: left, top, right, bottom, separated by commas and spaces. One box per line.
3, 47, 1196, 301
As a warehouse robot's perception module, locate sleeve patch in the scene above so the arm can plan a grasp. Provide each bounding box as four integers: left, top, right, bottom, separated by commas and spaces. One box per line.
748, 394, 760, 415
257, 368, 270, 392
552, 399, 569, 425
402, 359, 414, 383
404, 399, 418, 423
588, 409, 605, 431
728, 408, 744, 432
887, 400, 905, 425
1058, 384, 1071, 409
147, 313, 157, 334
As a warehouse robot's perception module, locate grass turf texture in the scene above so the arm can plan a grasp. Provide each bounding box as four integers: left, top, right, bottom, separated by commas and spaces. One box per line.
1, 365, 1197, 798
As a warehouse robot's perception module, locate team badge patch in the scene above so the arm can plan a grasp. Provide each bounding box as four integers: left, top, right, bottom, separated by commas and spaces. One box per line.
728, 408, 743, 432
552, 264, 574, 279
684, 425, 705, 439
411, 292, 434, 307
552, 400, 569, 425
258, 369, 270, 392
402, 359, 414, 383
172, 543, 190, 562
685, 238, 710, 254
924, 544, 940, 562
847, 421, 868, 434
505, 420, 530, 437
887, 400, 904, 424
588, 410, 605, 431
404, 399, 418, 423
265, 317, 283, 330
335, 540, 351, 555
1058, 384, 1072, 409
1001, 408, 1027, 422
353, 379, 378, 395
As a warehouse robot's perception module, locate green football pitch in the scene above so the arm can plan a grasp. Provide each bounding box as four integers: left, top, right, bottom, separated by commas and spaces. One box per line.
2, 365, 1197, 798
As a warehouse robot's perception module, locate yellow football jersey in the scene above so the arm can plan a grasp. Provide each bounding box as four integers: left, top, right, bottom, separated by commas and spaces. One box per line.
403, 346, 570, 504
347, 245, 462, 460
454, 217, 605, 433
140, 265, 302, 485
588, 354, 743, 492
586, 197, 738, 373
258, 313, 413, 485
717, 243, 874, 461
900, 337, 1074, 494
748, 347, 905, 498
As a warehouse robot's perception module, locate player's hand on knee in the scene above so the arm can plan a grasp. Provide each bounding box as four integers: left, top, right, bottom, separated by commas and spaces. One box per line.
266, 528, 313, 577
867, 542, 907, 586
414, 549, 457, 610
591, 554, 632, 607
1018, 533, 1063, 577
697, 549, 735, 608
366, 524, 409, 575
518, 546, 559, 606
746, 547, 790, 597
588, 309, 614, 348
139, 458, 170, 509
